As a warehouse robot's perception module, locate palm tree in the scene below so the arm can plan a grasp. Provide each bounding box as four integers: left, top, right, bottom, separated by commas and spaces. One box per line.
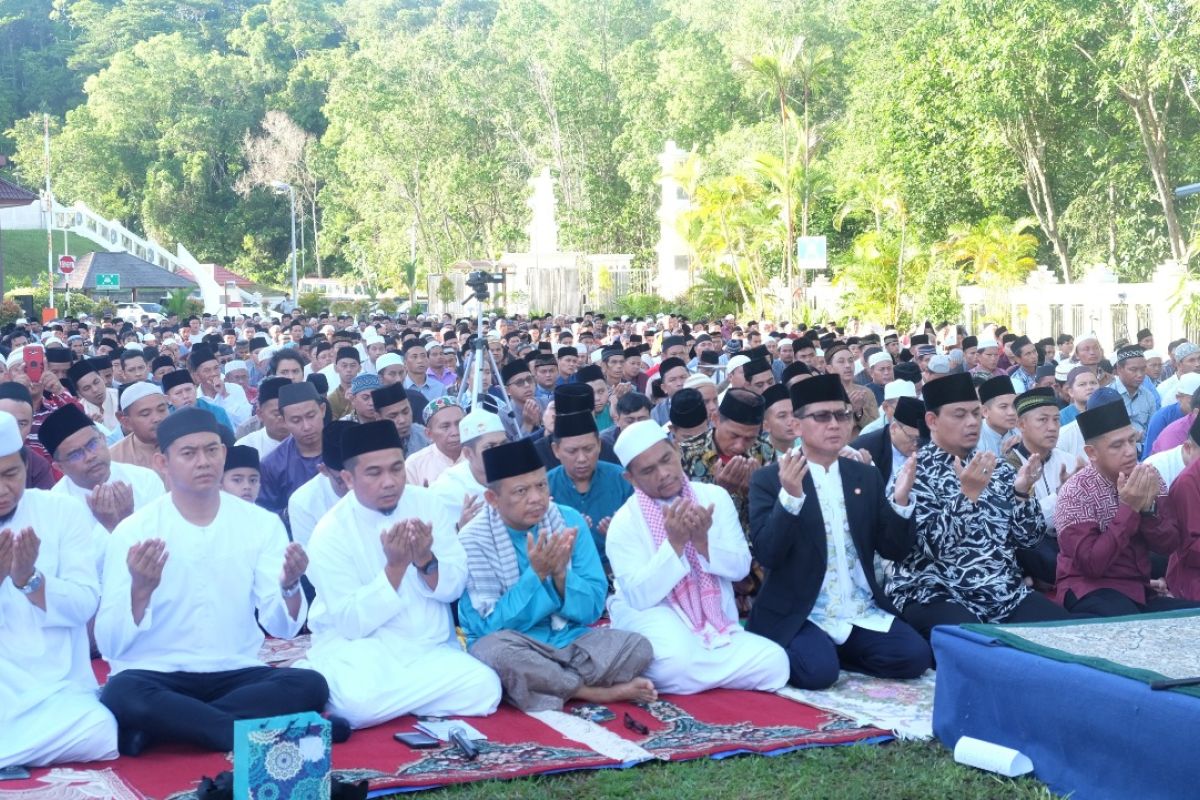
942, 215, 1040, 287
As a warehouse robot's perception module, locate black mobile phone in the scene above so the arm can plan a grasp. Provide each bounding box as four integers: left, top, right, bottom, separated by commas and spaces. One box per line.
394, 731, 440, 749
0, 766, 31, 781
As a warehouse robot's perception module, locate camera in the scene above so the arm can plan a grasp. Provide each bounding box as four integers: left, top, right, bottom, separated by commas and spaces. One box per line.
465, 270, 504, 302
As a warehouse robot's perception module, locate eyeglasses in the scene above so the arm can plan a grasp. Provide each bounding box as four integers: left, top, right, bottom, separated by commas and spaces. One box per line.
506, 375, 534, 388
799, 410, 853, 424
63, 435, 103, 464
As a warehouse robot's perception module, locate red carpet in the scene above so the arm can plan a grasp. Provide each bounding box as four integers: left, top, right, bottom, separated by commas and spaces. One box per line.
578, 688, 892, 761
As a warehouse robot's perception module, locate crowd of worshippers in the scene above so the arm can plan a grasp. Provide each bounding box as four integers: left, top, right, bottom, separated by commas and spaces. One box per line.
5, 307, 1200, 771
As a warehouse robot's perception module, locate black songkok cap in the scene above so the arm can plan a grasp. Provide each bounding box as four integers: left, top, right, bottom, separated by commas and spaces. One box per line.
305, 373, 329, 396
335, 345, 360, 363
743, 344, 770, 362
224, 444, 259, 472
257, 377, 289, 405
922, 372, 978, 411
557, 346, 578, 359
623, 347, 642, 360
45, 347, 72, 363
719, 388, 765, 426
743, 358, 773, 381
249, 336, 269, 351
1015, 387, 1058, 417
341, 419, 404, 462
699, 351, 721, 366
0, 382, 32, 405
893, 396, 927, 433
670, 387, 708, 428
1077, 401, 1132, 441
186, 344, 216, 370
279, 380, 322, 410
67, 358, 100, 385
661, 335, 685, 351
554, 383, 594, 415
979, 375, 1016, 405
157, 406, 221, 453
322, 420, 357, 471
788, 373, 848, 411
576, 364, 605, 384
658, 357, 688, 377
910, 334, 930, 346
161, 369, 194, 393
150, 355, 175, 372
894, 361, 922, 384
371, 382, 409, 411
781, 361, 811, 383
37, 403, 94, 457
555, 406, 599, 438
962, 336, 978, 350
483, 437, 544, 483
500, 358, 531, 385
761, 383, 791, 409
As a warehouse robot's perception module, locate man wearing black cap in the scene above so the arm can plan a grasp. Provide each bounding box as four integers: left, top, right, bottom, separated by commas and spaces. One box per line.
852, 396, 927, 487
668, 387, 710, 443
220, 445, 261, 504
460, 437, 655, 711
1111, 345, 1156, 439
1055, 402, 1197, 616
326, 345, 362, 421
95, 407, 328, 755
747, 375, 930, 689
575, 364, 614, 431
372, 382, 431, 456
0, 383, 59, 489
500, 358, 544, 436
288, 420, 357, 548
45, 345, 74, 385
977, 375, 1019, 457
886, 373, 1074, 637
161, 369, 235, 435
1005, 388, 1086, 585
531, 353, 559, 410
534, 384, 620, 470
761, 384, 797, 455
555, 346, 580, 385
233, 376, 290, 460
188, 344, 251, 428
649, 357, 690, 426
70, 358, 120, 431
546, 395, 633, 579
42, 403, 165, 533
258, 382, 326, 516
302, 419, 501, 729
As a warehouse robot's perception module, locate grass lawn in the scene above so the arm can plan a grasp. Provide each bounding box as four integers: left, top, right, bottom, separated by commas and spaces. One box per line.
0, 228, 101, 286
378, 740, 1057, 800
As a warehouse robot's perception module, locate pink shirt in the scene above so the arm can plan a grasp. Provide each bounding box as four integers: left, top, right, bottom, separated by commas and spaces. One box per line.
1152, 411, 1196, 455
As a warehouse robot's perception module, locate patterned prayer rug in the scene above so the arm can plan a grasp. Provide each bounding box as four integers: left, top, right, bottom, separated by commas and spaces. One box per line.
964, 609, 1200, 698
554, 689, 891, 761
0, 768, 141, 800
776, 671, 937, 740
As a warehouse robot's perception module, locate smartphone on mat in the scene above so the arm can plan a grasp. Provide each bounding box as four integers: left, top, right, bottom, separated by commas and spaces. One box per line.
0, 766, 31, 781
394, 731, 440, 749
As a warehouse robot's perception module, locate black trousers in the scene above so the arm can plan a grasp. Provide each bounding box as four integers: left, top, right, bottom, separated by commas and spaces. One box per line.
901, 592, 1079, 640
784, 619, 933, 690
1016, 537, 1060, 586
100, 666, 329, 754
1063, 587, 1200, 618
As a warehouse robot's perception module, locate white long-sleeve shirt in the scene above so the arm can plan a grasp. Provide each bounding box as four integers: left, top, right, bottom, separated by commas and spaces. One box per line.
0, 491, 102, 721
305, 487, 464, 654
606, 481, 747, 625
95, 493, 306, 675
288, 472, 344, 548
429, 460, 486, 525
201, 382, 253, 428
236, 425, 285, 461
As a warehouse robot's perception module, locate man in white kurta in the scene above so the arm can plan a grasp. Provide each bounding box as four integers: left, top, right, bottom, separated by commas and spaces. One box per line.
234, 377, 290, 461
0, 411, 119, 768
303, 419, 500, 729
94, 407, 328, 754
288, 420, 356, 548
606, 421, 789, 695
429, 409, 508, 529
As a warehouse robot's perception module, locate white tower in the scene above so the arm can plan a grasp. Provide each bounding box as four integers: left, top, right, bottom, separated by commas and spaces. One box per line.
656, 141, 692, 300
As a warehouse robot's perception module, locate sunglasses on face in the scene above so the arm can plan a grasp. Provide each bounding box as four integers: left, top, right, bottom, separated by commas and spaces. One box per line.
799, 410, 853, 424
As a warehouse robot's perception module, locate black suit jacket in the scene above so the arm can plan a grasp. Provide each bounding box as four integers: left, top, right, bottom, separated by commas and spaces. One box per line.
745, 457, 915, 647
851, 424, 893, 484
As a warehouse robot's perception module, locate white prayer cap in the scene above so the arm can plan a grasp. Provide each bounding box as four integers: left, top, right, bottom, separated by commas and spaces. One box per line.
726, 355, 751, 374
458, 409, 505, 443
119, 381, 166, 412
683, 373, 715, 390
321, 324, 335, 334
143, 332, 158, 342
424, 340, 441, 352
883, 379, 916, 402
590, 348, 604, 363
376, 352, 405, 370
223, 359, 248, 375
614, 419, 669, 468
1054, 360, 1073, 382
976, 338, 999, 351
928, 354, 952, 375
1144, 348, 1164, 360
486, 330, 501, 341
43, 336, 65, 348
363, 330, 383, 345
1177, 373, 1200, 397
867, 351, 893, 369
1076, 331, 1100, 346
0, 411, 21, 457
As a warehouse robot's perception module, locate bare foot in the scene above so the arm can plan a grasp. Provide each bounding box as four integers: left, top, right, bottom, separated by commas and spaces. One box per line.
573, 677, 658, 705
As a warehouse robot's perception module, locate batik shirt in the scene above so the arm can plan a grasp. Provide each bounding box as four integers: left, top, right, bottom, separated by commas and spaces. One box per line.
886, 442, 1045, 621
679, 429, 777, 539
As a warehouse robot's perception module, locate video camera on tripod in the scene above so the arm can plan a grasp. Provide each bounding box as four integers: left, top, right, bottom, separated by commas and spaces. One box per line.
464, 270, 505, 303
457, 269, 521, 438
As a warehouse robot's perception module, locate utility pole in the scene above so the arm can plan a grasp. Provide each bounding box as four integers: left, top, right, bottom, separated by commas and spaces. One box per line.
44, 114, 55, 312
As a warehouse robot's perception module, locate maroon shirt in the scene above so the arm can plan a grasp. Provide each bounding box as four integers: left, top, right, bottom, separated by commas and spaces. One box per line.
1167, 458, 1200, 601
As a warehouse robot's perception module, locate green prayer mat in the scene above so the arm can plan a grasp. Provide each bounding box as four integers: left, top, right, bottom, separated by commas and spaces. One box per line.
963, 609, 1200, 699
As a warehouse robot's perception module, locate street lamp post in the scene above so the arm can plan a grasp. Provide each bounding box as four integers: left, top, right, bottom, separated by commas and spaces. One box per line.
272, 181, 298, 308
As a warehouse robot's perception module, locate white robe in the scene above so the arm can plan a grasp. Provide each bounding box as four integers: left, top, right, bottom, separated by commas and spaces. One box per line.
1147, 445, 1188, 489
0, 490, 118, 768
303, 488, 500, 729
1058, 420, 1085, 460
95, 493, 306, 676
429, 460, 486, 526
201, 382, 253, 427
51, 460, 166, 571
606, 480, 789, 695
235, 425, 285, 461
288, 473, 344, 548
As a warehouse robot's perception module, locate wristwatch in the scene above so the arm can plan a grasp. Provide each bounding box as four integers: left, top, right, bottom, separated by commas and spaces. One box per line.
15, 570, 43, 595
417, 556, 439, 576
281, 580, 303, 598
